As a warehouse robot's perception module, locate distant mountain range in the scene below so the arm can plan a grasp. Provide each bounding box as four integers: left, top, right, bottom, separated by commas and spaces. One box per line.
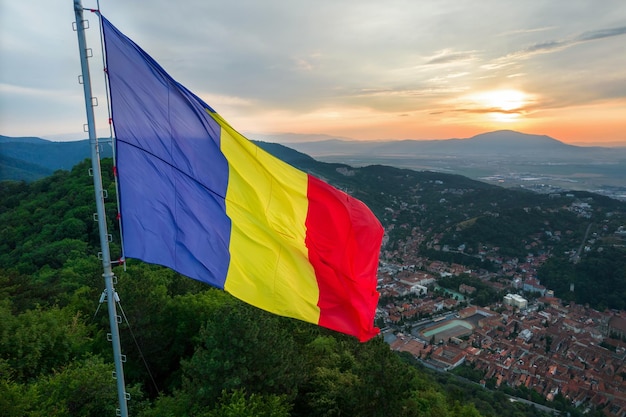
0, 135, 113, 181
0, 135, 307, 182
273, 130, 626, 197
2, 131, 626, 197
279, 130, 623, 160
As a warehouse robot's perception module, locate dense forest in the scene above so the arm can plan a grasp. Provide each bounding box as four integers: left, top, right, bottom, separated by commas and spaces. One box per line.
0, 159, 569, 416
2, 154, 622, 416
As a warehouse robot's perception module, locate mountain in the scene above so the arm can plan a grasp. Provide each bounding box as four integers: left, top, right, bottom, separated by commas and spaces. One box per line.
468, 130, 565, 147
248, 132, 353, 143
440, 130, 572, 155
279, 130, 626, 198
0, 135, 110, 181
0, 135, 310, 182
3, 132, 626, 199
283, 130, 616, 159
0, 153, 53, 181
253, 140, 315, 164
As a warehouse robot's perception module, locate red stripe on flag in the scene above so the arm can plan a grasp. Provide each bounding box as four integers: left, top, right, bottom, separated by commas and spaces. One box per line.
305, 175, 382, 342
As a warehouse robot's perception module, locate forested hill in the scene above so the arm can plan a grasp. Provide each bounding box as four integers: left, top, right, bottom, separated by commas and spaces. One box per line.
0, 136, 303, 182
2, 150, 624, 415
0, 135, 114, 182
0, 158, 596, 416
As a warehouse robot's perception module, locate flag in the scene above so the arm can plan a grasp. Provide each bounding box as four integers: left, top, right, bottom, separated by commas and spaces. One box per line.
101, 16, 383, 342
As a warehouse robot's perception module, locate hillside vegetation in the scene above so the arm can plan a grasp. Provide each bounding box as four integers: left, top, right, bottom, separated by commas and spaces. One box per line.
2, 155, 623, 416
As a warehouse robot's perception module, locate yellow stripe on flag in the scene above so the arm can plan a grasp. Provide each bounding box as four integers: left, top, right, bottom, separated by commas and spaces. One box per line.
212, 113, 321, 324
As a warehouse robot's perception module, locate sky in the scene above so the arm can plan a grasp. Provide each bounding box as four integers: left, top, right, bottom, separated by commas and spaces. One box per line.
1, 1, 626, 146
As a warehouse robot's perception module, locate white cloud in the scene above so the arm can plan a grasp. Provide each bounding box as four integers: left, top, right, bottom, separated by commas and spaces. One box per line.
1, 0, 625, 142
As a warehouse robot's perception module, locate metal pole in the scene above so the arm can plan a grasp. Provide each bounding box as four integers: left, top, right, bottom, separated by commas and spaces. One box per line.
73, 1, 129, 415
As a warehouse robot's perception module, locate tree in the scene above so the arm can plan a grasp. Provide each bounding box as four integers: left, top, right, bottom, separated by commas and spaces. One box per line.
545, 335, 553, 354
202, 389, 291, 417
180, 301, 304, 410
0, 301, 93, 382
31, 355, 145, 417
0, 362, 36, 417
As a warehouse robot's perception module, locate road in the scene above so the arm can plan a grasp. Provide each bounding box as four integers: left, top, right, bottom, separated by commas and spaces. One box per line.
572, 222, 593, 264
426, 365, 563, 416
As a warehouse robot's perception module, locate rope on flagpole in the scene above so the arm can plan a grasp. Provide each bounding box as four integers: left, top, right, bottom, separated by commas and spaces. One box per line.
91, 2, 127, 271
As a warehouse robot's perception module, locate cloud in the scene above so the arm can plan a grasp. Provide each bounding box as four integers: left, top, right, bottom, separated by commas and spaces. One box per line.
510, 25, 626, 60
443, 107, 530, 115
425, 49, 478, 65
577, 26, 626, 42
354, 86, 469, 99
479, 24, 626, 74
497, 26, 556, 37
0, 83, 80, 101
523, 40, 567, 54
2, 0, 625, 142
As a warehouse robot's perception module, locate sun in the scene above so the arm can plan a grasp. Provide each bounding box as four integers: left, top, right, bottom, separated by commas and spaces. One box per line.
469, 89, 529, 122
480, 89, 527, 111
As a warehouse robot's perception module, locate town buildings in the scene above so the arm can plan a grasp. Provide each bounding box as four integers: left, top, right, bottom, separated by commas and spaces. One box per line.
504, 293, 528, 309
378, 222, 626, 416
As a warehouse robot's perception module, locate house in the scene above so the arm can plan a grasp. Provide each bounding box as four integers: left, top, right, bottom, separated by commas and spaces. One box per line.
523, 277, 546, 296
390, 334, 431, 358
430, 345, 466, 370
607, 316, 626, 339
504, 293, 528, 309
459, 284, 476, 295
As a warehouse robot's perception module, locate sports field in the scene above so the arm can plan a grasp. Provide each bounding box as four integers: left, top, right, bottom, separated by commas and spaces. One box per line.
421, 319, 474, 343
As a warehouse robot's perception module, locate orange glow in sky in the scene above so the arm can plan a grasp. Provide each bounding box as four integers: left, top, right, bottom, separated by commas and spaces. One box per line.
222, 92, 626, 146
1, 2, 625, 146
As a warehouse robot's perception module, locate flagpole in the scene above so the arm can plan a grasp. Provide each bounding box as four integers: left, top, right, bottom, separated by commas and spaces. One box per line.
73, 1, 129, 416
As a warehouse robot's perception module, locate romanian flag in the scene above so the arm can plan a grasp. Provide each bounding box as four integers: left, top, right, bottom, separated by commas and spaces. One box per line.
101, 17, 383, 342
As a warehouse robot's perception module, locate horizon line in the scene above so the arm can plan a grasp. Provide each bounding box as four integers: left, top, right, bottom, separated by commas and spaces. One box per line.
2, 129, 626, 148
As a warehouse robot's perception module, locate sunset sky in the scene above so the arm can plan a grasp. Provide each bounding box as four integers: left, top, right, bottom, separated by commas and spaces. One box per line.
1, 1, 625, 145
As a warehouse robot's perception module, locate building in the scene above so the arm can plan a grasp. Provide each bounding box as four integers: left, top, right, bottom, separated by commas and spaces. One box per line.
518, 328, 533, 342
458, 306, 478, 319
504, 293, 528, 309
459, 284, 476, 295
430, 345, 466, 370
411, 284, 428, 296
607, 315, 626, 339
523, 277, 546, 296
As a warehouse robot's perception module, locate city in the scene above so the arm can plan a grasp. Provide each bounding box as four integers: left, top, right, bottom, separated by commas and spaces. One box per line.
377, 198, 626, 416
